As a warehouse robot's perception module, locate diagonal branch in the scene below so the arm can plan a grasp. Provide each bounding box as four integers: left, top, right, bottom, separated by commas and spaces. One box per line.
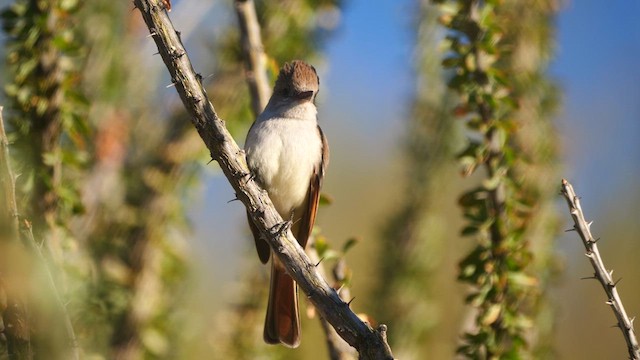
133, 1, 394, 358
561, 179, 640, 360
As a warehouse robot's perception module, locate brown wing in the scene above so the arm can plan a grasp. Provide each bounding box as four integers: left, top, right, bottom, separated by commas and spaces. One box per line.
248, 211, 270, 264
295, 125, 329, 249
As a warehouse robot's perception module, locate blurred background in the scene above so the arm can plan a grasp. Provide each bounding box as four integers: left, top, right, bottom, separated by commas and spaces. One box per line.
0, 0, 638, 359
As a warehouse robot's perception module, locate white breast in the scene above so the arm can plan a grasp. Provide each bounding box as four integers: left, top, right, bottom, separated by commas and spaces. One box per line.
245, 110, 322, 218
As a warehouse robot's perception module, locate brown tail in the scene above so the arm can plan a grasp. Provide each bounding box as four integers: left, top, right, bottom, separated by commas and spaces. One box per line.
264, 261, 300, 348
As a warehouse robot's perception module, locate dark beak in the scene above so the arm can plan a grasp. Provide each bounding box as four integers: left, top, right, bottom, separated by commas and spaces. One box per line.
296, 90, 315, 101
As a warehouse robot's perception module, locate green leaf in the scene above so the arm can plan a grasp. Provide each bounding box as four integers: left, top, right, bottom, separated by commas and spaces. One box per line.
319, 192, 333, 206
322, 249, 340, 262
480, 303, 502, 325
342, 237, 358, 254
313, 235, 329, 258
442, 56, 460, 68
482, 173, 502, 190
59, 0, 80, 11
461, 225, 478, 236
507, 272, 539, 288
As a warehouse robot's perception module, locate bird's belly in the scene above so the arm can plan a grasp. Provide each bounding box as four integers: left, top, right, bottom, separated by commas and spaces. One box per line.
246, 120, 321, 218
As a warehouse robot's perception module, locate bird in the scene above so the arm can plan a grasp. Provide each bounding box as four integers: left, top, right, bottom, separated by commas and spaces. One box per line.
244, 60, 329, 348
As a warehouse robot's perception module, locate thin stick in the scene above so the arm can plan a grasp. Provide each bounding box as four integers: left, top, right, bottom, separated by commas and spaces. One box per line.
1, 107, 80, 360
234, 0, 271, 117
20, 220, 80, 360
0, 107, 19, 240
561, 179, 640, 360
133, 1, 394, 358
0, 106, 33, 359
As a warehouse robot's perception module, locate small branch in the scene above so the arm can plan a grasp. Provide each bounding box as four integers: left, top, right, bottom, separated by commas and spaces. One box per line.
1, 107, 32, 359
322, 260, 359, 360
0, 107, 19, 241
561, 179, 640, 360
20, 220, 80, 360
234, 0, 271, 116
1, 107, 79, 360
308, 248, 358, 360
133, 1, 394, 358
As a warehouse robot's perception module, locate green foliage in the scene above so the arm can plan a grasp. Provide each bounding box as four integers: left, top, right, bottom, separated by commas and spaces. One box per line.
435, 0, 546, 357
1, 0, 88, 222
1, 1, 89, 356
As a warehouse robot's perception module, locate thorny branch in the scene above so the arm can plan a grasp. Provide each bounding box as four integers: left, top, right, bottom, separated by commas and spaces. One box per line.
133, 1, 394, 358
561, 179, 640, 360
1, 107, 80, 360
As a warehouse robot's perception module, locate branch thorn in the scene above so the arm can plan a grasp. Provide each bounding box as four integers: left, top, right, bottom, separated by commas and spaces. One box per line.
580, 275, 597, 280
270, 220, 292, 238
613, 277, 623, 287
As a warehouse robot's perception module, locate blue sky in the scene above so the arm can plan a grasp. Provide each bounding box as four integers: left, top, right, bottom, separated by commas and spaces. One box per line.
322, 0, 640, 199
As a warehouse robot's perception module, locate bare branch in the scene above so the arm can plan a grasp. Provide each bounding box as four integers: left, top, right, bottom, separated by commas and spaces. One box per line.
0, 106, 32, 359
234, 0, 271, 116
308, 248, 358, 360
1, 107, 80, 360
133, 1, 394, 358
561, 179, 640, 360
0, 107, 19, 240
322, 260, 359, 360
20, 220, 80, 360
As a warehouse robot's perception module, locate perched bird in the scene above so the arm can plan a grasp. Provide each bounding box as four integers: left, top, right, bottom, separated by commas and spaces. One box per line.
244, 60, 329, 348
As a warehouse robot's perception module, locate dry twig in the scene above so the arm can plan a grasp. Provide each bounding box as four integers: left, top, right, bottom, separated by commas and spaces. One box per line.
561, 179, 640, 360
1, 107, 80, 360
234, 0, 271, 116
